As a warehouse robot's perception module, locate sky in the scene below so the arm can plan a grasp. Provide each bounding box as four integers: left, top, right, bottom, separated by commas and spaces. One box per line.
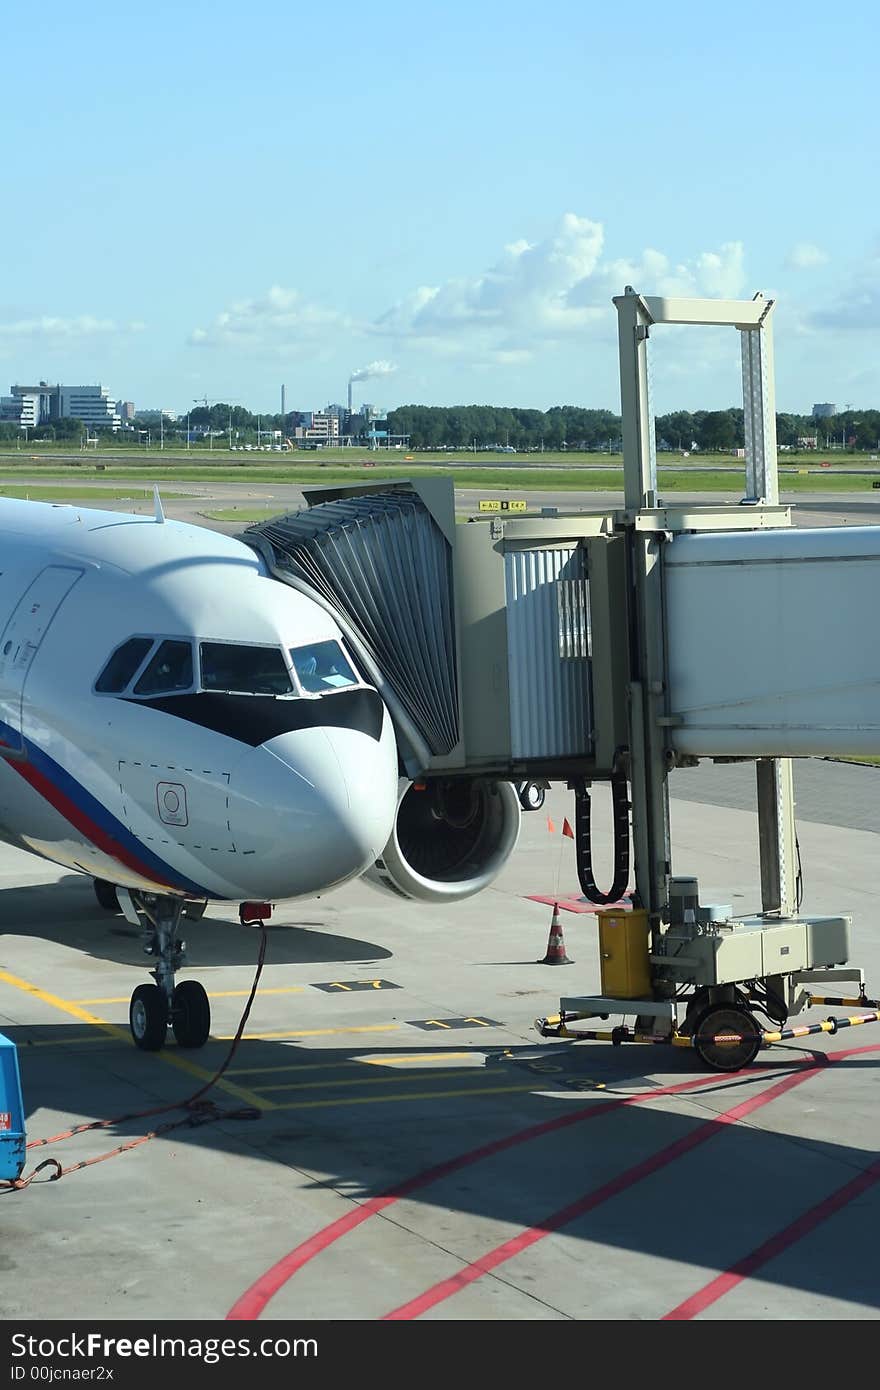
1, 0, 878, 417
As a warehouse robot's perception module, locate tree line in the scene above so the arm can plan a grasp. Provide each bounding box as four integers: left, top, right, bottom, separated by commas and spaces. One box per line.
2, 403, 879, 452
384, 406, 880, 452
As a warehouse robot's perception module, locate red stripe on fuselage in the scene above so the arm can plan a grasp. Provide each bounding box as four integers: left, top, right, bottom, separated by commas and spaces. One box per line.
10, 756, 181, 892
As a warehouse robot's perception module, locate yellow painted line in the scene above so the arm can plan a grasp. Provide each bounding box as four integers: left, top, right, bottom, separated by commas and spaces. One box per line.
0, 967, 273, 1111
269, 1082, 548, 1110
73, 986, 307, 1005
229, 1051, 475, 1076
261, 1067, 484, 1094
218, 1023, 403, 1041
0, 969, 124, 1035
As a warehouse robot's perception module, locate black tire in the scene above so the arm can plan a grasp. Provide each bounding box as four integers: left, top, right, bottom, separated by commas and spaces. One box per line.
183, 900, 208, 921
93, 878, 120, 912
129, 983, 168, 1051
518, 783, 546, 812
692, 1003, 762, 1072
171, 980, 211, 1049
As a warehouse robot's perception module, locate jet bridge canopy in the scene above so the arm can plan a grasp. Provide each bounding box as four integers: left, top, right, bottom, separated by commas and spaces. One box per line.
243, 481, 630, 782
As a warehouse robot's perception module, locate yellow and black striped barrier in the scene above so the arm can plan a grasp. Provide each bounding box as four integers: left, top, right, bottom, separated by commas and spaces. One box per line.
536, 1004, 880, 1054
806, 994, 878, 1010
759, 1009, 879, 1046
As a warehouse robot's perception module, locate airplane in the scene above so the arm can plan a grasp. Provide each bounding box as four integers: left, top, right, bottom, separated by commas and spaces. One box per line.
0, 496, 520, 1051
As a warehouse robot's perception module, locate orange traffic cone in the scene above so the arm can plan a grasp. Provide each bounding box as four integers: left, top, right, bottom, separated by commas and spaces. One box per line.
538, 903, 573, 965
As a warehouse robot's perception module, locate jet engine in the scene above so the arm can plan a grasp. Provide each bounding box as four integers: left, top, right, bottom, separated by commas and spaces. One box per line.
363, 778, 521, 903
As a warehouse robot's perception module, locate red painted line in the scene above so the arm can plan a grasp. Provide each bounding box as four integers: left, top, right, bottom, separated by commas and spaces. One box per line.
663, 1047, 880, 1320
663, 1157, 880, 1320
381, 1042, 880, 1320
227, 1063, 793, 1320
381, 1065, 824, 1319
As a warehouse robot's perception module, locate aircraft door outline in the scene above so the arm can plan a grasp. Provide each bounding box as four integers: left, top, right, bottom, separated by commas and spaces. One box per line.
0, 565, 85, 753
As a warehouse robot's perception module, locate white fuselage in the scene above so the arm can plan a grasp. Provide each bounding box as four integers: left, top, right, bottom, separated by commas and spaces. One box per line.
0, 498, 399, 902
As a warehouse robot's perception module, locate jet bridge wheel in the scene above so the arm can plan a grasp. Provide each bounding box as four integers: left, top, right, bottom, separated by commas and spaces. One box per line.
692, 1003, 762, 1072
171, 980, 211, 1049
129, 984, 168, 1051
518, 783, 546, 812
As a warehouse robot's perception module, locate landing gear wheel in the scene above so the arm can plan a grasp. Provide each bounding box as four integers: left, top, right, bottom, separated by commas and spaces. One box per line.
692, 1003, 762, 1072
93, 878, 120, 912
518, 783, 546, 812
129, 983, 168, 1051
183, 900, 208, 921
171, 980, 211, 1048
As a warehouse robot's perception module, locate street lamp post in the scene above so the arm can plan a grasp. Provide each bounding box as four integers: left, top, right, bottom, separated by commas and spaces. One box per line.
186, 410, 191, 451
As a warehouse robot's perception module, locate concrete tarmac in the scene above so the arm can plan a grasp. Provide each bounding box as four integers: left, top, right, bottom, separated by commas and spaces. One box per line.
0, 482, 878, 1322
1, 769, 878, 1323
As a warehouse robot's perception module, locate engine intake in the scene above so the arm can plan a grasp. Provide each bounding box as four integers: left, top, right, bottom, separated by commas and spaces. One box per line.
364, 778, 521, 903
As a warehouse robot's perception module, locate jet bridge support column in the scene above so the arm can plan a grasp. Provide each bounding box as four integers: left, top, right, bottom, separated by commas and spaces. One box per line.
741, 307, 797, 916
614, 287, 798, 926
616, 288, 672, 926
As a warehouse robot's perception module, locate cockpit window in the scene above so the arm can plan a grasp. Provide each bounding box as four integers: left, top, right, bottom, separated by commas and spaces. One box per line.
290, 640, 358, 694
133, 640, 194, 695
200, 642, 293, 696
95, 637, 154, 693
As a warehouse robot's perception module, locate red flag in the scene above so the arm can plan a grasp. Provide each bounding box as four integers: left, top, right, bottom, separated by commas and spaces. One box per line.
562, 817, 575, 839
546, 816, 556, 834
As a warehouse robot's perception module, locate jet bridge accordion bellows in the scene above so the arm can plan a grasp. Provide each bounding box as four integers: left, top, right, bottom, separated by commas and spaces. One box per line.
245, 493, 459, 756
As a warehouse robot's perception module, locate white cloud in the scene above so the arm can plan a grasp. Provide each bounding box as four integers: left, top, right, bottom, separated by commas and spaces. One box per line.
787, 242, 829, 270
375, 218, 748, 355
189, 285, 350, 352
375, 213, 606, 343
0, 315, 120, 342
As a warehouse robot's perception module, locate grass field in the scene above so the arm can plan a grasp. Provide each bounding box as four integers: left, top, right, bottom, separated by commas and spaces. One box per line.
0, 460, 878, 495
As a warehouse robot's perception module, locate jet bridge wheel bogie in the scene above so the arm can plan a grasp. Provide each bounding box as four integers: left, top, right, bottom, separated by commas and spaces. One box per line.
93, 878, 120, 912
171, 980, 211, 1049
518, 782, 546, 812
129, 983, 168, 1051
691, 1002, 762, 1072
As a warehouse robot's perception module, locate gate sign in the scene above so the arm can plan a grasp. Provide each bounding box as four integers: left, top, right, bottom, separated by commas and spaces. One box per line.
479, 499, 527, 513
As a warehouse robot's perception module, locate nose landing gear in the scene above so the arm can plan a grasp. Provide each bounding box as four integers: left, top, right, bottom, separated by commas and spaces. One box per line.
128, 894, 211, 1051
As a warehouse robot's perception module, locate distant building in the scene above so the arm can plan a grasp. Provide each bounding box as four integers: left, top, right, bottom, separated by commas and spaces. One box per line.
59, 385, 119, 431
117, 400, 136, 422
812, 403, 837, 419
797, 435, 818, 449
0, 382, 58, 427
136, 409, 177, 423
295, 411, 339, 444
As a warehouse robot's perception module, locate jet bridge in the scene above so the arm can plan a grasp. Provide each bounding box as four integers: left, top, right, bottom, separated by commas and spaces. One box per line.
244, 288, 880, 1065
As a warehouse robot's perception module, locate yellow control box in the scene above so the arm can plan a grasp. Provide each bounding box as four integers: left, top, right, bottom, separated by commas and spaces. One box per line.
597, 909, 651, 999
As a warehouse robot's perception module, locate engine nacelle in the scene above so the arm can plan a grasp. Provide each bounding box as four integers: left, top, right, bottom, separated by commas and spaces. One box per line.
363, 778, 521, 903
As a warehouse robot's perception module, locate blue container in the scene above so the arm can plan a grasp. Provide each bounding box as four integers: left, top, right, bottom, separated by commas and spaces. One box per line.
0, 1032, 25, 1182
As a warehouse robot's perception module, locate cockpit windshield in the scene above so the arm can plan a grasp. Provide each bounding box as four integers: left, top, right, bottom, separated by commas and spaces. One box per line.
289, 640, 358, 694
95, 637, 154, 693
200, 642, 293, 696
133, 640, 194, 695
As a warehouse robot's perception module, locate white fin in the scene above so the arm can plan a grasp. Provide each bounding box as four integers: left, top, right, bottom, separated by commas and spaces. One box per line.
153, 484, 165, 523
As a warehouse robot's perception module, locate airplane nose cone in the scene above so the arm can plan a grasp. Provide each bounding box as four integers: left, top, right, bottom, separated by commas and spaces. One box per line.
228, 707, 398, 900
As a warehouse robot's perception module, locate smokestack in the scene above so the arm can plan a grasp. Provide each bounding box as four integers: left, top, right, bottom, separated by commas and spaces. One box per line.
281, 384, 286, 418
347, 379, 353, 415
